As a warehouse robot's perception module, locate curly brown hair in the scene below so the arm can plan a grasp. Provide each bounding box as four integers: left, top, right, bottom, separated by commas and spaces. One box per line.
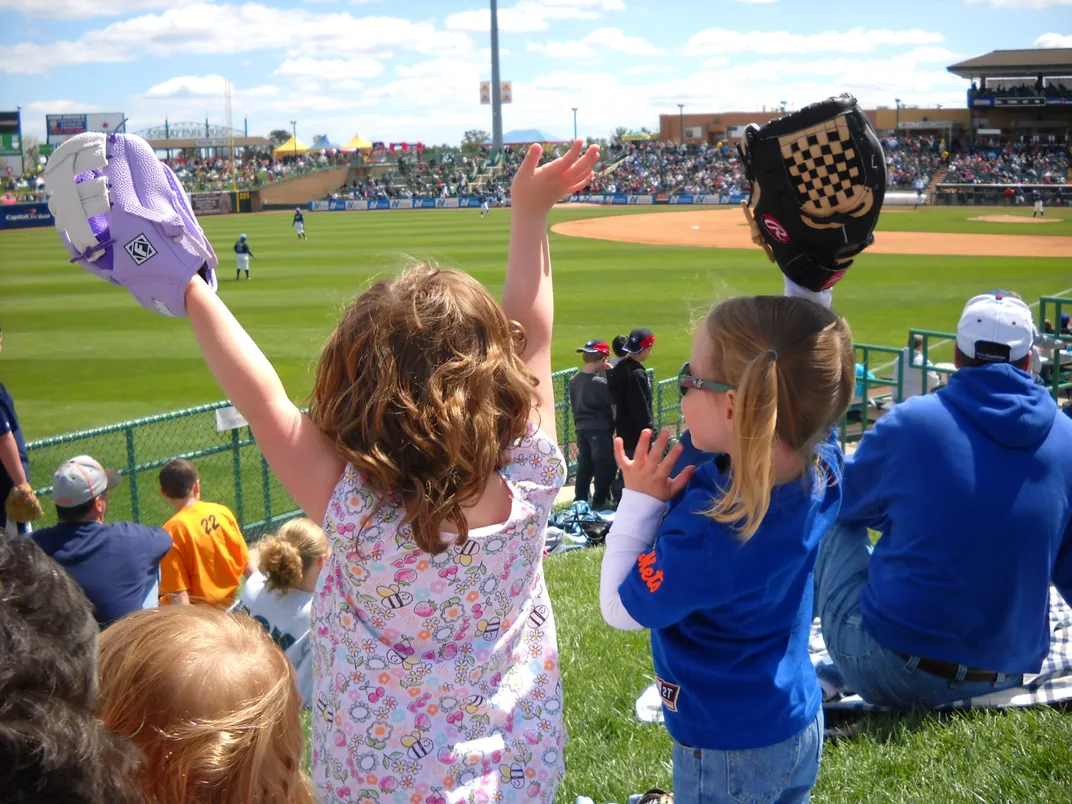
309, 263, 538, 554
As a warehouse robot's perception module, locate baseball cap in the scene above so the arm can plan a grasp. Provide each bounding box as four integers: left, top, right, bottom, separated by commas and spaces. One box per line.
577, 339, 610, 356
621, 327, 656, 354
52, 455, 122, 508
956, 292, 1033, 364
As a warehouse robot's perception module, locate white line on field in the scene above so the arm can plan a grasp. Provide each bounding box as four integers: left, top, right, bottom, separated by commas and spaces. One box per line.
871, 286, 1072, 372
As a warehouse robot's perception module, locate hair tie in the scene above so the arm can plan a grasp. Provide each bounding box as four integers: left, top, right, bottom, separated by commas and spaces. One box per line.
767, 349, 779, 360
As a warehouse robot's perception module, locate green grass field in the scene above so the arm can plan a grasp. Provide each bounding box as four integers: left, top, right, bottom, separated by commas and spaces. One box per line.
1, 204, 1070, 439
3, 203, 1072, 802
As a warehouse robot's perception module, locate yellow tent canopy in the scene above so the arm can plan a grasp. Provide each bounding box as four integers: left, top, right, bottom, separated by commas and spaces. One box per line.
273, 135, 309, 156
341, 133, 373, 151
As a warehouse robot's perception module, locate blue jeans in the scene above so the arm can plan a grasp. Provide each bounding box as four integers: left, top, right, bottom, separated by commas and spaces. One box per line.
814, 522, 1023, 708
671, 710, 823, 804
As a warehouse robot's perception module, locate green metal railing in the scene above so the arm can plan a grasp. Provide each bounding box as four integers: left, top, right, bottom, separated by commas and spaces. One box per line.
26, 332, 1070, 538
26, 368, 689, 540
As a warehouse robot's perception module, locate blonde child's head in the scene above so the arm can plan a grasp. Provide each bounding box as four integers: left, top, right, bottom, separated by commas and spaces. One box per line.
309, 262, 537, 554
258, 517, 328, 593
95, 606, 311, 804
682, 295, 854, 540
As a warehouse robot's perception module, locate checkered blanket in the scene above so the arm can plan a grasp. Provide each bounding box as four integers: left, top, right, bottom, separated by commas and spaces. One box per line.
633, 586, 1072, 726
812, 585, 1072, 712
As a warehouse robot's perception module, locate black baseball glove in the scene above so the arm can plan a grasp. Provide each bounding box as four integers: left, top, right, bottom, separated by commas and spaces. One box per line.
737, 93, 887, 293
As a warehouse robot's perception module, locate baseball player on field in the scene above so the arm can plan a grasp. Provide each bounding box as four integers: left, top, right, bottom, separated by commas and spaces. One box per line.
480, 195, 490, 217
234, 233, 256, 280
1032, 189, 1045, 218
293, 207, 307, 240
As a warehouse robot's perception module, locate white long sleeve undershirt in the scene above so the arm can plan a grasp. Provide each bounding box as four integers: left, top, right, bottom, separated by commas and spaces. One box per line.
598, 276, 833, 632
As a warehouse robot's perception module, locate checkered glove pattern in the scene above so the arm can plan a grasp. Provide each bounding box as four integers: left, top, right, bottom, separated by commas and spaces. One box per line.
43, 131, 218, 317
737, 94, 887, 293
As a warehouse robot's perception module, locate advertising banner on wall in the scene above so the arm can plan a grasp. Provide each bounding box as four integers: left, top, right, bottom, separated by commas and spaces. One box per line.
0, 202, 54, 230
46, 112, 126, 145
0, 110, 23, 178
189, 192, 233, 216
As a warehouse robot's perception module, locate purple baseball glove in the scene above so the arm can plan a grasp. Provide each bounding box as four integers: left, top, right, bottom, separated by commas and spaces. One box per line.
43, 131, 218, 317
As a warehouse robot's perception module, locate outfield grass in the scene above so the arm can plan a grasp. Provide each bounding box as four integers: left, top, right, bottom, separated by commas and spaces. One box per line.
1, 204, 1069, 439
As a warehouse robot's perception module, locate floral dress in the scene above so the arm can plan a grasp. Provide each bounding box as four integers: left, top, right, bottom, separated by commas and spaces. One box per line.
311, 423, 567, 804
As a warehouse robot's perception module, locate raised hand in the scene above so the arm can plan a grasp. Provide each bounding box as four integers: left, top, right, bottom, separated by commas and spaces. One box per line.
741, 200, 775, 264
614, 428, 694, 503
510, 140, 600, 217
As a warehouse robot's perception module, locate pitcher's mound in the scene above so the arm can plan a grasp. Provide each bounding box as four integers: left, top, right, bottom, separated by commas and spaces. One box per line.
969, 215, 1062, 224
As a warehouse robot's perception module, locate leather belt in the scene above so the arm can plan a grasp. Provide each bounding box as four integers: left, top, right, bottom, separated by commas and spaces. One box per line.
894, 652, 1000, 683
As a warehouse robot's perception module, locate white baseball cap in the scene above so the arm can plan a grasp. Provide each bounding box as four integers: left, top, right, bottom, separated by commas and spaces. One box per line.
956, 292, 1034, 364
52, 455, 122, 508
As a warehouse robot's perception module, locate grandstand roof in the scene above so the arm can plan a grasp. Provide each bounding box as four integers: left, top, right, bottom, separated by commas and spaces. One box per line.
947, 48, 1072, 78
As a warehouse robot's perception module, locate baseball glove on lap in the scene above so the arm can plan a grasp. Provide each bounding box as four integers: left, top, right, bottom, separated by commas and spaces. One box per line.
737, 93, 887, 293
6, 482, 43, 523
43, 131, 218, 317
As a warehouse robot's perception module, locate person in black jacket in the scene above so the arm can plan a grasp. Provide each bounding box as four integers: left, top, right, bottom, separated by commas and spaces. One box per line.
568, 340, 615, 509
608, 327, 655, 457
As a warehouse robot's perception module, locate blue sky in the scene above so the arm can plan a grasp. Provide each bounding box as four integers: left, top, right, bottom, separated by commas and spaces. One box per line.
1, 0, 1070, 146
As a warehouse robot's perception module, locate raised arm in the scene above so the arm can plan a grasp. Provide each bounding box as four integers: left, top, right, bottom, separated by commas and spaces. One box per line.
502, 140, 599, 442
183, 279, 344, 524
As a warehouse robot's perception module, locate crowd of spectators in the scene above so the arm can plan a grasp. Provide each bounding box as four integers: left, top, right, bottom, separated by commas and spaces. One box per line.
881, 134, 947, 189
943, 143, 1069, 185
4, 131, 1070, 207
969, 80, 1072, 101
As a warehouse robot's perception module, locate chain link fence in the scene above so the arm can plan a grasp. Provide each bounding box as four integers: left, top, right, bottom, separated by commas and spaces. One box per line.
26, 369, 688, 541
30, 342, 1065, 540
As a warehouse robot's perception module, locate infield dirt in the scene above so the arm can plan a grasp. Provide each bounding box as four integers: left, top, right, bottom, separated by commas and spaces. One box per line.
552, 208, 1072, 258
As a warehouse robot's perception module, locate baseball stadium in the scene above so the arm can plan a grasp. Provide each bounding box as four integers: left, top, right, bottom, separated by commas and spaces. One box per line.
2, 4, 1072, 802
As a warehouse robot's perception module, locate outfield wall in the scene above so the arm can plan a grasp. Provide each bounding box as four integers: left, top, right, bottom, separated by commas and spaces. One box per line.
308, 190, 924, 212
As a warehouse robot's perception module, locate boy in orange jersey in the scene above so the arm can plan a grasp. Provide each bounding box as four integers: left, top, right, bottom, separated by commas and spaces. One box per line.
158, 458, 252, 606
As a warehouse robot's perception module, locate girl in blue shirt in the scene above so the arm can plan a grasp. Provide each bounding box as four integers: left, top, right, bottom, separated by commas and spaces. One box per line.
600, 287, 855, 804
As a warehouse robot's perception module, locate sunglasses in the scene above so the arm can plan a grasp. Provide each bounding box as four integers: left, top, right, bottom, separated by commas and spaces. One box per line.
679, 363, 735, 398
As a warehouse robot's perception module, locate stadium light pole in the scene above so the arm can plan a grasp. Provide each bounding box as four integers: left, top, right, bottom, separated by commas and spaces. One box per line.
572, 107, 578, 141
895, 98, 901, 131
490, 0, 504, 153
290, 120, 298, 160
678, 103, 685, 144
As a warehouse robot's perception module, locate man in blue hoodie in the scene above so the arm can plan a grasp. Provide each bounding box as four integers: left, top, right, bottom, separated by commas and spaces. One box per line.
814, 291, 1072, 708
32, 455, 173, 629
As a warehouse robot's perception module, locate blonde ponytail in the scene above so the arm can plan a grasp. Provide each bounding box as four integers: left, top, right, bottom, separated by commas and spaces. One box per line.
705, 349, 780, 541
258, 518, 328, 593
697, 295, 855, 542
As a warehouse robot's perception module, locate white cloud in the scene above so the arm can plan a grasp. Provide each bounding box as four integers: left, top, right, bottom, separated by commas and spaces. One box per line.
682, 27, 944, 56
25, 100, 103, 114
1034, 32, 1072, 47
965, 0, 1072, 7
144, 75, 277, 100
624, 65, 672, 75
702, 56, 730, 69
0, 0, 199, 17
445, 0, 625, 33
2, 40, 132, 74
3, 3, 475, 75
275, 57, 385, 79
527, 27, 663, 59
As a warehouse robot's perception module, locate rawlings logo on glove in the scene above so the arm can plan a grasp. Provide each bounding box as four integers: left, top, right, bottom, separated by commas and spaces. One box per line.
737, 93, 887, 294
42, 131, 218, 317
